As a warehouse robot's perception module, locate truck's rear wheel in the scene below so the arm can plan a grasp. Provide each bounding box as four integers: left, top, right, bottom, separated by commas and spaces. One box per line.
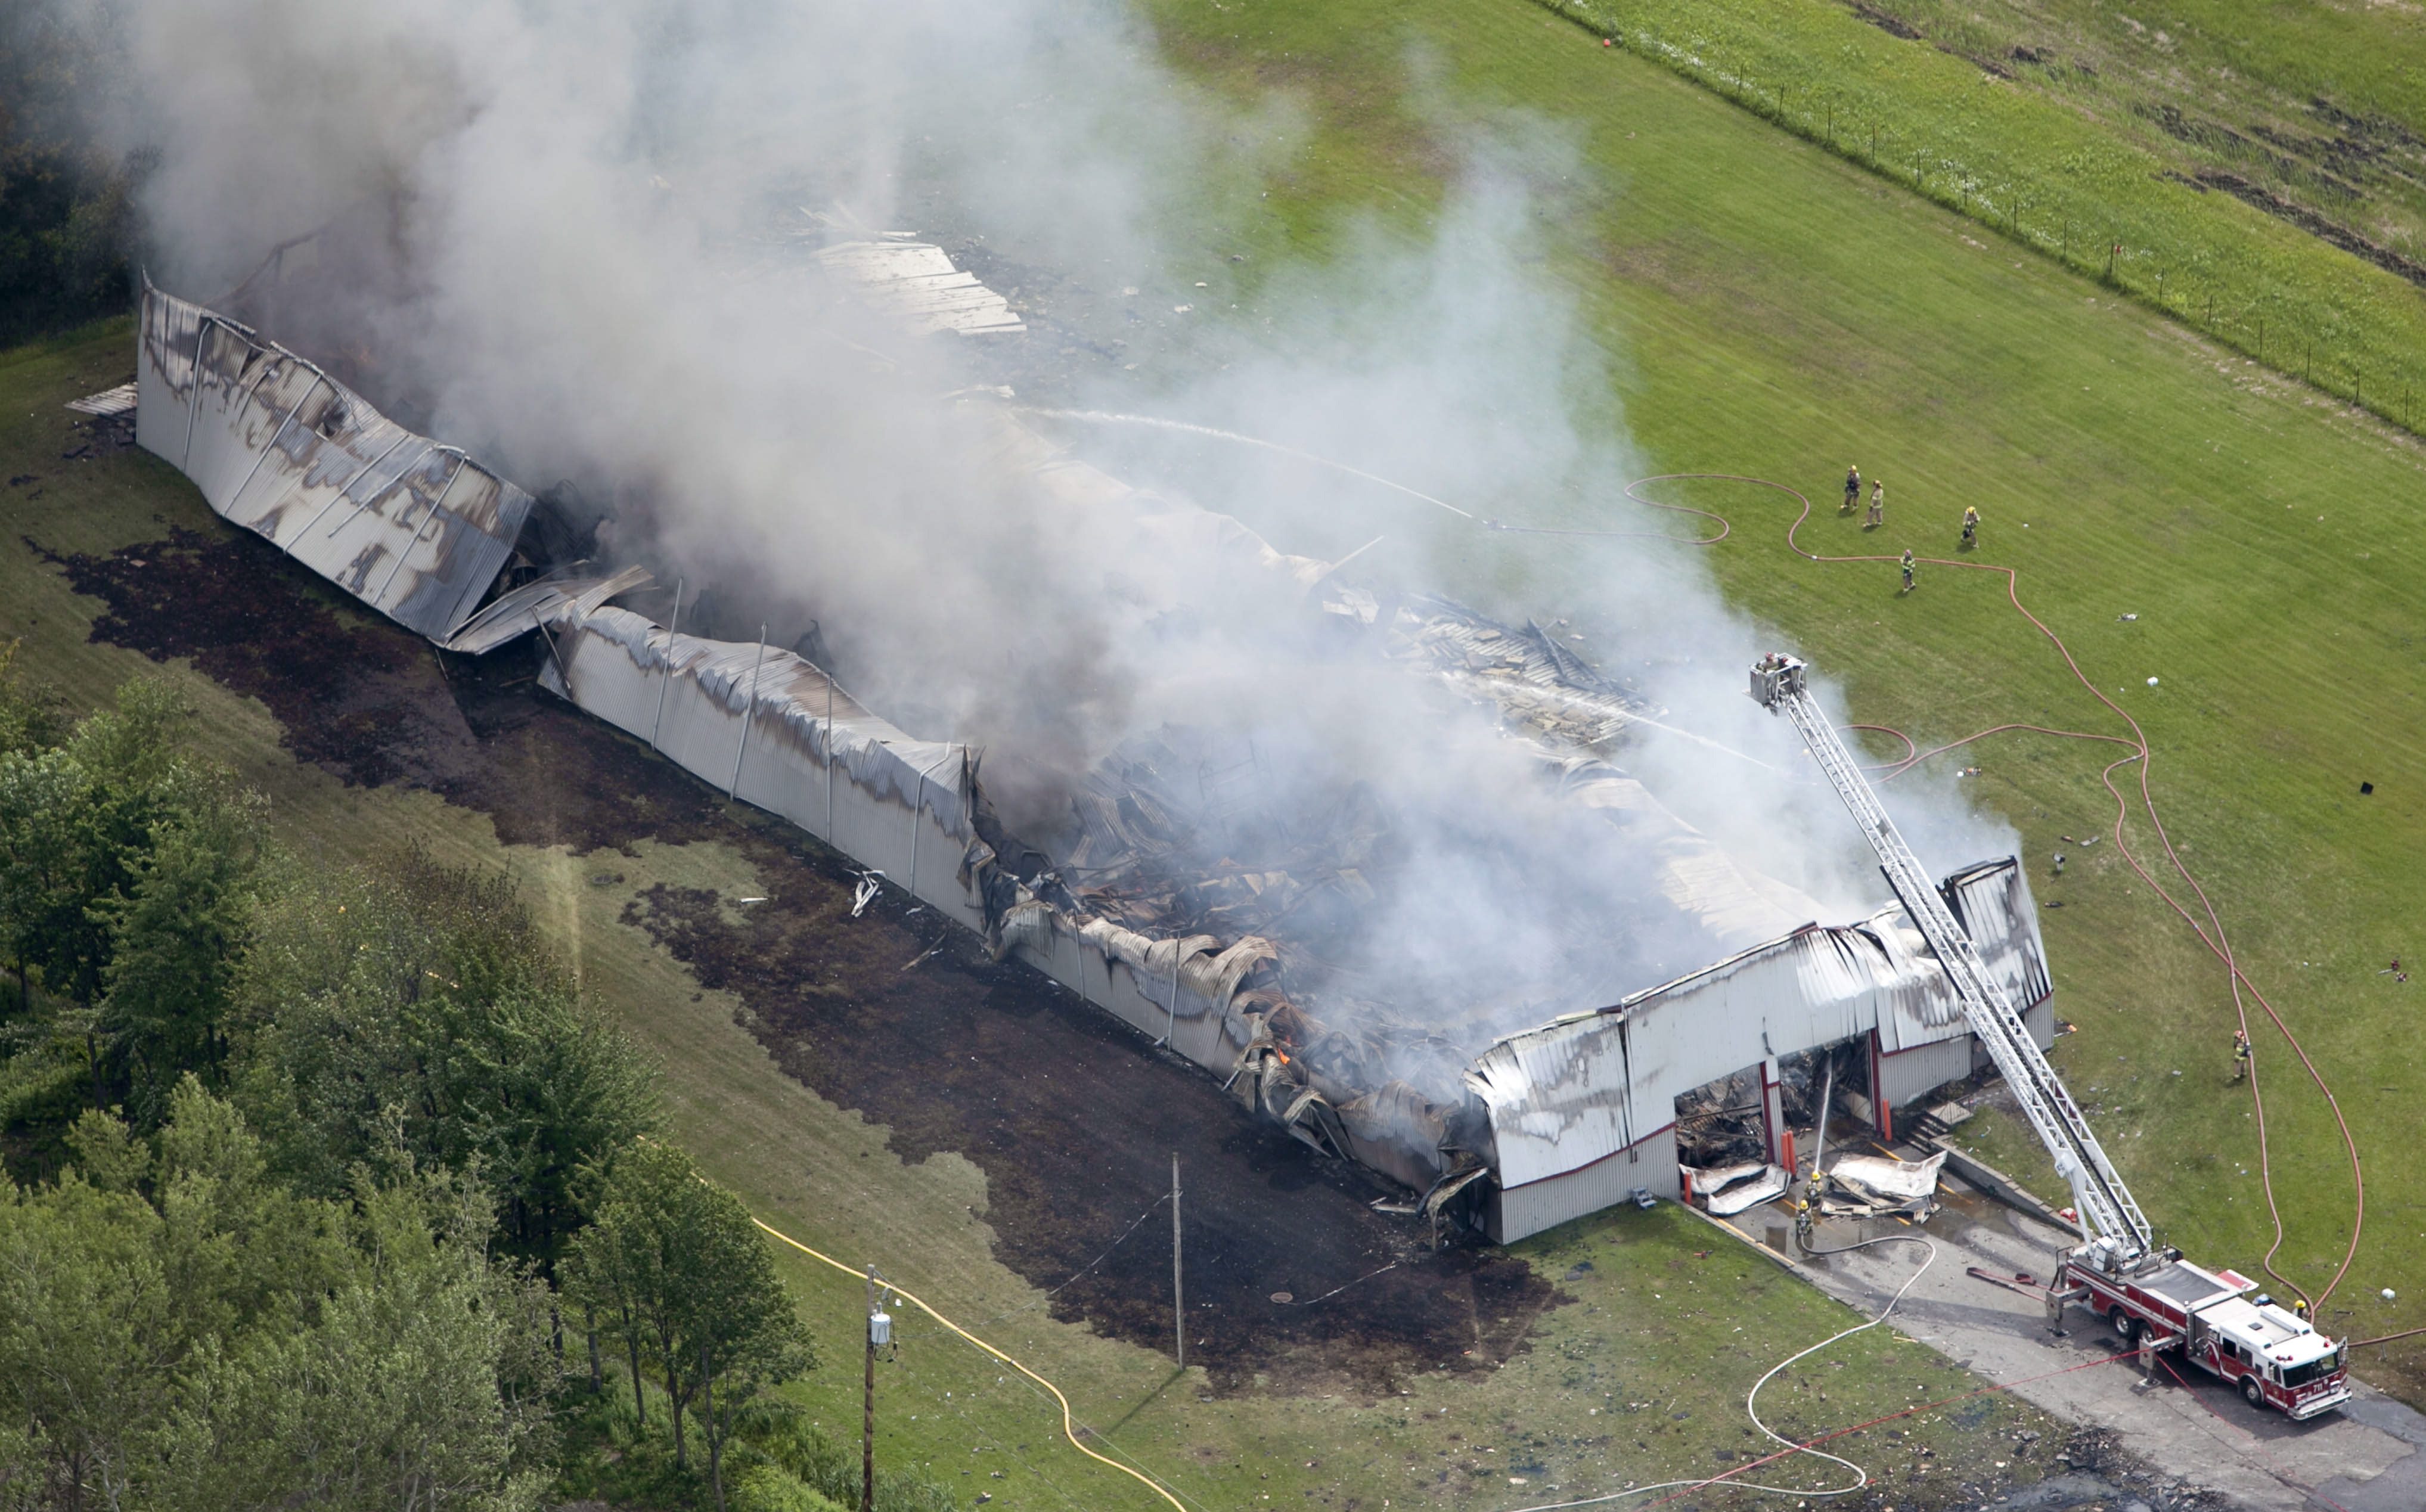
2240, 1376, 2265, 1408
2112, 1311, 2138, 1345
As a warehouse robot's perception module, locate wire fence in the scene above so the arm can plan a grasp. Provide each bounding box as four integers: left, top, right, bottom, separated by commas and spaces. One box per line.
1533, 0, 2426, 437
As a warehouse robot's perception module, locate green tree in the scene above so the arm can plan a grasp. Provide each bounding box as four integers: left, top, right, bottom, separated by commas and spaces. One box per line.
95, 783, 265, 1123
0, 10, 138, 344
232, 852, 656, 1274
0, 677, 262, 1110
159, 1162, 556, 1512
0, 642, 64, 761
688, 1181, 815, 1512
0, 1078, 554, 1512
565, 1142, 812, 1507
0, 1159, 175, 1511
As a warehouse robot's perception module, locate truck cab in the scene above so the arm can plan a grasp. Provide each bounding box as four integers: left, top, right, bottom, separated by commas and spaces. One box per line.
2190, 1293, 2350, 1421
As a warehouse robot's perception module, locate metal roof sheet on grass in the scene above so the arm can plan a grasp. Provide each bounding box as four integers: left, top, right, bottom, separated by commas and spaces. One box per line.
67, 383, 138, 417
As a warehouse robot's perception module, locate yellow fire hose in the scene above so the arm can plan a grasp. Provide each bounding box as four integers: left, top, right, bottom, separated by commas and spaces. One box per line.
750, 1215, 1192, 1512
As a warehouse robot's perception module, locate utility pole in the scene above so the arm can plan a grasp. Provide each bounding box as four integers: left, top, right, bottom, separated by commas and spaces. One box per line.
863, 1265, 885, 1512
730, 624, 769, 800
1172, 1154, 1185, 1370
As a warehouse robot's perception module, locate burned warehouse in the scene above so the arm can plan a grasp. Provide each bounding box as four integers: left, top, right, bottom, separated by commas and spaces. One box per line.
128, 263, 2053, 1246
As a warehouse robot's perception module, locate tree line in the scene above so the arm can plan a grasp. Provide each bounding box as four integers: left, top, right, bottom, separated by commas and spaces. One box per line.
0, 651, 904, 1512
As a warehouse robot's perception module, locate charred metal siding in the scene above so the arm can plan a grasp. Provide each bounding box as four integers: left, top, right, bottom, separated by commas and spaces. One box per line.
134, 280, 533, 642
127, 286, 2062, 1242
1466, 856, 2053, 1243
536, 605, 1282, 1082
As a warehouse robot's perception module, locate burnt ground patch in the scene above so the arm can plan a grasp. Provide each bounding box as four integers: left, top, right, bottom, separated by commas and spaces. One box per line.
623, 880, 1557, 1393
30, 523, 726, 852
39, 513, 1559, 1393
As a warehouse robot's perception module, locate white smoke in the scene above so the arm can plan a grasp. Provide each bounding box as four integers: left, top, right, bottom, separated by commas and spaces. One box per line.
81, 0, 2012, 1045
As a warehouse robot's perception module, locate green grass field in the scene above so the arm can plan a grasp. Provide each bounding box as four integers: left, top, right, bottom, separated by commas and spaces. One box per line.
7, 0, 2426, 1495
1137, 0, 2426, 1392
1515, 0, 2426, 439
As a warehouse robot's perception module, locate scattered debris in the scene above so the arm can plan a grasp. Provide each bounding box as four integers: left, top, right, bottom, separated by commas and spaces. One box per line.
66, 382, 137, 417
851, 871, 885, 917
1818, 1151, 1947, 1219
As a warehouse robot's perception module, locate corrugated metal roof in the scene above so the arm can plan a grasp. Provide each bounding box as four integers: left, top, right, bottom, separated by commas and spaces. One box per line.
135, 279, 535, 643
813, 238, 1025, 336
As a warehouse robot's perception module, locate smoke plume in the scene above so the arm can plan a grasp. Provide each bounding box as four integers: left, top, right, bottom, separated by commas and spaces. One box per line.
72, 0, 2011, 1048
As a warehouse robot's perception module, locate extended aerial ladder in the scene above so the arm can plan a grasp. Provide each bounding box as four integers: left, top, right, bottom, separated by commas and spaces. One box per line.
1748, 653, 2153, 1260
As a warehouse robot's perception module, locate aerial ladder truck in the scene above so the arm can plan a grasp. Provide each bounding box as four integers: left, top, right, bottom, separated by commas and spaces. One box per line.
1749, 653, 2349, 1420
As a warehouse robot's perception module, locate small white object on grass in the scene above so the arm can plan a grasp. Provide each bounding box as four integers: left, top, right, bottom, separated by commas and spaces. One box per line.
2147, 676, 2160, 686
2386, 1288, 2399, 1301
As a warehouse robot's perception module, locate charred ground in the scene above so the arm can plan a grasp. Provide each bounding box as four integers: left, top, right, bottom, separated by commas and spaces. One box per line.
33, 508, 1557, 1394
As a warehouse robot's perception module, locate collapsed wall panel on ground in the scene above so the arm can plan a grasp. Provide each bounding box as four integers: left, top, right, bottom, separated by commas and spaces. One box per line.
135, 280, 533, 642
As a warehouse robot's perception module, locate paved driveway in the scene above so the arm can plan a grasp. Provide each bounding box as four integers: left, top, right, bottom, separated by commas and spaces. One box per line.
1720, 1188, 2426, 1511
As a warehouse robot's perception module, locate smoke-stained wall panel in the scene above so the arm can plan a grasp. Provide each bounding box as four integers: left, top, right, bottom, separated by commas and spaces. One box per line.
1468, 861, 2052, 1243
133, 281, 533, 642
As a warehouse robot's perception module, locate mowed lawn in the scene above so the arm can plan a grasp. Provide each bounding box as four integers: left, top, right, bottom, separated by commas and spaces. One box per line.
1138, 0, 2426, 1395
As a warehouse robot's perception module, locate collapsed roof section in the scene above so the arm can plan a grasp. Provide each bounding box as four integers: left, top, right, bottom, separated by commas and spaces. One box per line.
1038, 587, 1828, 1052
135, 279, 537, 645
129, 280, 2054, 1242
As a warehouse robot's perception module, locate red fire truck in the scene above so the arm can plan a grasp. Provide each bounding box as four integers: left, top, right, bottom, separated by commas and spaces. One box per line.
1752, 653, 2349, 1421
2057, 1243, 2350, 1419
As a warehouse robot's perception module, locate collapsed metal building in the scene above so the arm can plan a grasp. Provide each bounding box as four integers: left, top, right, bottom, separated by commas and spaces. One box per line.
131, 272, 2053, 1244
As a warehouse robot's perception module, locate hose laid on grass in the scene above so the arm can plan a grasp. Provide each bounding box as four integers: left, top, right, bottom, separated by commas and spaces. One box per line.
1022, 405, 2368, 1324
749, 1215, 1193, 1512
